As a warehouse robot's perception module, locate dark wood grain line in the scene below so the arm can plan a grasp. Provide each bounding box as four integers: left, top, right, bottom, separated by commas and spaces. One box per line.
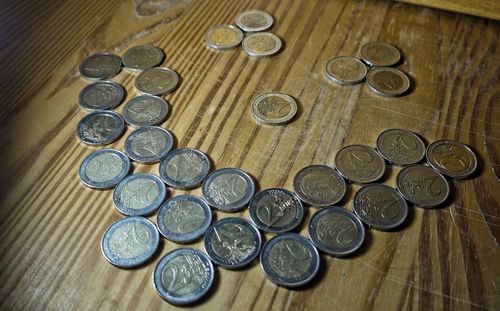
418, 210, 434, 311
396, 256, 416, 310
436, 210, 452, 311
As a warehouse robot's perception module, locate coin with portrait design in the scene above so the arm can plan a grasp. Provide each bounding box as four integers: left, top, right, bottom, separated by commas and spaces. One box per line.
76, 110, 124, 146
78, 81, 124, 111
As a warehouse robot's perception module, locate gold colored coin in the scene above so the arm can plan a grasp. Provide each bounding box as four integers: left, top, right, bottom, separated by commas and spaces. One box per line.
204, 25, 244, 50
235, 10, 273, 32
325, 56, 367, 85
366, 67, 410, 97
426, 140, 477, 179
242, 32, 282, 58
135, 67, 179, 95
251, 91, 297, 125
360, 42, 401, 67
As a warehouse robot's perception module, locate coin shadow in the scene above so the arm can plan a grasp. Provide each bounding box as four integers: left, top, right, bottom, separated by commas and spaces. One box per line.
245, 171, 261, 194
384, 204, 416, 232
402, 73, 415, 96
290, 94, 302, 125
379, 163, 392, 184
344, 226, 372, 258
436, 177, 457, 209
336, 184, 352, 207
464, 145, 483, 180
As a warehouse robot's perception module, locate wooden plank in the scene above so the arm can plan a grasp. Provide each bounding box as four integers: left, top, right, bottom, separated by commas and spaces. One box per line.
396, 0, 500, 20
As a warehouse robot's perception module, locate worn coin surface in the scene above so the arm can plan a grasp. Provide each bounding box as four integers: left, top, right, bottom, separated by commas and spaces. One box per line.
293, 165, 346, 206
204, 25, 244, 50
79, 148, 130, 189
202, 168, 255, 212
124, 126, 174, 163
251, 91, 297, 125
156, 195, 212, 243
366, 67, 410, 97
122, 45, 163, 70
325, 56, 367, 85
242, 32, 282, 57
376, 129, 426, 166
79, 53, 122, 80
153, 247, 214, 305
335, 145, 386, 184
360, 42, 401, 67
396, 165, 450, 207
159, 148, 210, 189
76, 110, 124, 146
426, 140, 477, 179
307, 206, 365, 256
78, 81, 124, 111
122, 95, 169, 127
260, 233, 320, 288
204, 217, 262, 269
101, 216, 159, 268
135, 67, 179, 95
235, 9, 273, 32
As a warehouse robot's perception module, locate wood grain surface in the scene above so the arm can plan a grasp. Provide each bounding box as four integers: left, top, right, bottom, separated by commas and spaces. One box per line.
396, 0, 500, 20
0, 0, 499, 310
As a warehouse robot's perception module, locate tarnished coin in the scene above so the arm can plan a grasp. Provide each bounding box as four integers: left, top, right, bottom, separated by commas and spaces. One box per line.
159, 148, 210, 189
396, 165, 450, 207
242, 32, 282, 58
76, 110, 124, 145
113, 173, 167, 216
235, 10, 273, 32
122, 95, 169, 127
293, 165, 346, 206
334, 145, 386, 184
101, 216, 159, 268
352, 184, 408, 231
260, 233, 320, 288
251, 91, 297, 125
78, 81, 124, 111
360, 42, 401, 67
366, 67, 410, 97
204, 217, 262, 269
204, 25, 244, 50
325, 56, 367, 85
426, 140, 477, 179
135, 67, 179, 95
202, 168, 255, 212
153, 248, 214, 305
124, 126, 174, 163
79, 53, 122, 80
122, 45, 163, 70
248, 188, 304, 234
307, 206, 365, 256
79, 148, 130, 189
376, 129, 426, 166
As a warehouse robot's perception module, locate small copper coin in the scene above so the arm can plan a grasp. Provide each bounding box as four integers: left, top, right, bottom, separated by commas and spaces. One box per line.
135, 67, 179, 95
79, 53, 122, 80
242, 32, 282, 58
366, 67, 410, 97
426, 140, 477, 179
360, 42, 401, 67
235, 10, 273, 32
251, 91, 297, 125
396, 165, 450, 207
376, 129, 426, 166
293, 165, 346, 206
204, 25, 244, 50
325, 56, 367, 85
122, 45, 164, 70
334, 145, 386, 184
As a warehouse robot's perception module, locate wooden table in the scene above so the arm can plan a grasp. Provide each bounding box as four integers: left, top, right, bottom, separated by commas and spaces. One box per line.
1, 0, 499, 310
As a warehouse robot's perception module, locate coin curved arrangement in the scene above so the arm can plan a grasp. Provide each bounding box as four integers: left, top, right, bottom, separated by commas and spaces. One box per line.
78, 81, 124, 111
159, 148, 211, 189
124, 126, 174, 163
135, 67, 179, 95
122, 95, 169, 127
293, 165, 346, 206
122, 44, 164, 70
360, 41, 401, 67
76, 110, 125, 145
426, 140, 477, 179
335, 144, 386, 183
242, 32, 282, 58
366, 67, 410, 97
79, 53, 122, 80
235, 9, 274, 32
376, 128, 426, 166
251, 91, 297, 125
204, 25, 244, 50
325, 56, 367, 85
79, 148, 130, 189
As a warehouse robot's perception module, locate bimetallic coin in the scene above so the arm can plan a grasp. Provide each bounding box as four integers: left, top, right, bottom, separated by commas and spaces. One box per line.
376, 129, 426, 166
360, 42, 401, 67
101, 216, 159, 268
260, 233, 320, 288
156, 195, 212, 243
202, 168, 255, 212
124, 126, 174, 163
334, 145, 386, 184
159, 148, 210, 189
76, 110, 124, 146
204, 25, 244, 50
248, 188, 304, 234
293, 165, 346, 207
242, 32, 282, 58
78, 81, 124, 111
204, 217, 262, 269
122, 95, 169, 127
308, 206, 365, 256
366, 67, 410, 97
352, 184, 408, 231
251, 91, 297, 125
79, 148, 130, 189
113, 173, 167, 216
79, 53, 122, 80
235, 10, 273, 32
135, 67, 179, 95
396, 165, 450, 207
153, 248, 214, 305
122, 45, 163, 70
325, 56, 367, 85
426, 140, 477, 179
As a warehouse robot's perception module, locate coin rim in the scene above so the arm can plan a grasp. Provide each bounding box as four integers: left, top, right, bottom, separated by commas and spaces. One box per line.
76, 110, 125, 146
334, 144, 386, 184
135, 67, 179, 95
324, 56, 368, 85
242, 32, 282, 58
122, 94, 169, 127
375, 128, 426, 166
366, 67, 410, 97
425, 140, 477, 179
78, 148, 130, 189
159, 148, 211, 189
122, 44, 164, 70
235, 9, 274, 32
204, 25, 244, 50
79, 53, 122, 80
360, 41, 401, 67
124, 126, 174, 163
251, 91, 297, 125
78, 81, 125, 111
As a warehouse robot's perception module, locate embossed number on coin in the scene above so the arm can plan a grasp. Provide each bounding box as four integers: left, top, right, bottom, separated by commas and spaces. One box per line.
78, 81, 124, 111
376, 129, 426, 166
205, 25, 244, 50
251, 91, 297, 125
366, 67, 410, 97
122, 45, 164, 70
79, 148, 130, 189
159, 148, 211, 189
79, 53, 122, 80
335, 145, 386, 183
325, 56, 367, 85
396, 165, 450, 207
123, 95, 169, 127
235, 10, 273, 32
426, 140, 477, 179
76, 110, 124, 146
202, 168, 255, 211
242, 32, 282, 58
293, 165, 346, 206
135, 67, 179, 95
124, 126, 174, 163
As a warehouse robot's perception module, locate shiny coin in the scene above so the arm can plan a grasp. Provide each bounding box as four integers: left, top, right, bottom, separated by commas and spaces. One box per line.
248, 188, 304, 234
260, 233, 320, 288
293, 165, 346, 207
376, 129, 426, 166
124, 126, 174, 163
251, 91, 297, 125
79, 53, 122, 80
101, 216, 159, 268
153, 247, 214, 305
325, 56, 367, 85
352, 184, 408, 231
135, 67, 179, 95
426, 140, 477, 179
242, 32, 282, 58
159, 148, 210, 189
366, 67, 410, 97
79, 148, 130, 189
122, 95, 169, 127
204, 217, 261, 269
76, 110, 124, 146
156, 195, 212, 243
360, 42, 401, 67
334, 145, 386, 184
202, 168, 255, 212
122, 45, 164, 70
396, 165, 450, 207
307, 206, 365, 256
204, 25, 244, 50
78, 81, 124, 111
113, 173, 167, 216
235, 9, 273, 32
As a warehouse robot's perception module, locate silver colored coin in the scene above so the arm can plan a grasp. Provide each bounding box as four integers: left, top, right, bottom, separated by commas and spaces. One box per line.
153, 247, 214, 305
235, 10, 273, 32
159, 148, 210, 189
124, 126, 174, 163
376, 129, 426, 166
78, 81, 124, 111
156, 195, 212, 243
79, 148, 130, 189
122, 95, 169, 127
325, 56, 367, 85
101, 216, 159, 268
204, 25, 244, 50
122, 45, 164, 70
366, 67, 410, 97
292, 165, 346, 207
260, 233, 320, 288
251, 91, 297, 125
334, 144, 386, 184
426, 140, 477, 179
203, 217, 262, 269
360, 42, 401, 67
76, 110, 124, 146
202, 168, 255, 212
242, 32, 282, 58
79, 53, 122, 80
396, 165, 450, 207
113, 173, 167, 216
135, 67, 179, 95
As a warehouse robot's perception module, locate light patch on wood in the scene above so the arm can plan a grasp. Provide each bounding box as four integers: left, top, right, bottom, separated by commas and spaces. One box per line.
134, 0, 193, 17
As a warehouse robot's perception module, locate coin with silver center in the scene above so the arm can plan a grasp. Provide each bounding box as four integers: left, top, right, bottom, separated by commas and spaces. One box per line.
135, 67, 179, 95
122, 45, 164, 70
366, 67, 410, 97
79, 53, 122, 80
79, 148, 130, 189
159, 148, 210, 189
360, 42, 401, 67
78, 81, 124, 111
204, 25, 244, 50
293, 165, 346, 207
124, 126, 174, 163
376, 129, 426, 166
334, 144, 386, 184
76, 110, 124, 146
426, 140, 477, 179
396, 165, 450, 207
242, 32, 282, 58
122, 95, 169, 127
325, 56, 367, 85
235, 10, 273, 32
251, 91, 297, 125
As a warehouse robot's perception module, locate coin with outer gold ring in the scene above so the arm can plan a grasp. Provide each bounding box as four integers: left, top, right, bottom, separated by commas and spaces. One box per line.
366, 67, 410, 97
325, 56, 367, 85
396, 165, 450, 207
360, 41, 401, 67
251, 91, 297, 125
242, 32, 282, 58
79, 53, 122, 80
135, 67, 179, 95
426, 140, 477, 179
334, 144, 386, 184
235, 9, 273, 32
376, 128, 426, 166
204, 25, 244, 50
122, 45, 163, 70
293, 165, 346, 206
